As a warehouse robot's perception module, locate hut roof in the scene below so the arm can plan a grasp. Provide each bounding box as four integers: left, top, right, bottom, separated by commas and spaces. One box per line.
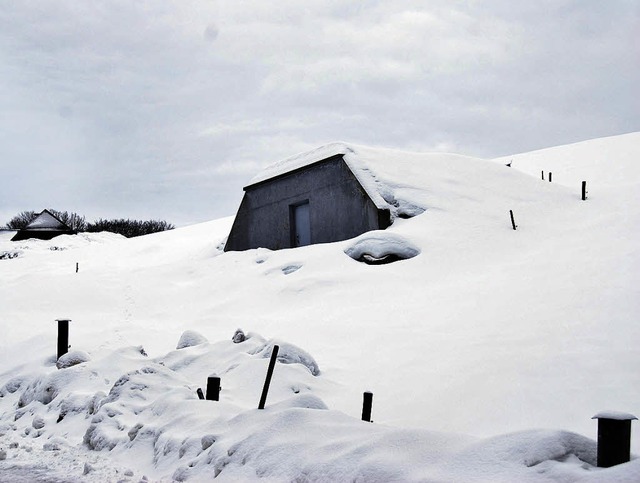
24, 210, 70, 231
246, 142, 483, 218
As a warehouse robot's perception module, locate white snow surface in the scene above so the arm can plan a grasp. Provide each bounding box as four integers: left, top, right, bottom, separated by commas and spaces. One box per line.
1, 133, 639, 481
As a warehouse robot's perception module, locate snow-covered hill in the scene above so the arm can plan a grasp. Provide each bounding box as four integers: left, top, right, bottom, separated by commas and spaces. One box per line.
1, 133, 639, 481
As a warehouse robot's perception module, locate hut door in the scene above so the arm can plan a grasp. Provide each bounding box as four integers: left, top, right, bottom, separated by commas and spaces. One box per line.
292, 201, 311, 247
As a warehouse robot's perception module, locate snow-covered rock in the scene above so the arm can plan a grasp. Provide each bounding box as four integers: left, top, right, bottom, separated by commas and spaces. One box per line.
56, 350, 91, 369
344, 232, 420, 264
176, 330, 208, 349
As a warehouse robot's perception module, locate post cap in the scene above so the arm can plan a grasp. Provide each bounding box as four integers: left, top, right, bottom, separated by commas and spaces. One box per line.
592, 411, 637, 421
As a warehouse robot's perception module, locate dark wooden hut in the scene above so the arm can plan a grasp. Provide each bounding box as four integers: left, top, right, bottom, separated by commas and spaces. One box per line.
11, 209, 77, 241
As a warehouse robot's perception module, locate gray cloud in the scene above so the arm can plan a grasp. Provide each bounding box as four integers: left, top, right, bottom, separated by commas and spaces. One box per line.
1, 1, 638, 226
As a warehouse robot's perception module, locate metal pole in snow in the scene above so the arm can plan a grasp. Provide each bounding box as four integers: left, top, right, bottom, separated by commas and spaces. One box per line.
592, 412, 637, 467
362, 391, 373, 422
548, 172, 552, 182
206, 377, 221, 401
258, 345, 279, 409
55, 319, 70, 360
582, 181, 587, 200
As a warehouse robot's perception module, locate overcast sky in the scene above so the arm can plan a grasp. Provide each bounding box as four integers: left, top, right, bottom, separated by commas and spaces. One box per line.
1, 1, 638, 226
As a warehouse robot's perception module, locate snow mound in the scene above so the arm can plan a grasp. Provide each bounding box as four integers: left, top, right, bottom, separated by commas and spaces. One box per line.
0, 333, 328, 479
451, 430, 597, 468
2, 332, 640, 481
345, 232, 420, 264
56, 350, 91, 369
251, 340, 321, 376
176, 330, 208, 349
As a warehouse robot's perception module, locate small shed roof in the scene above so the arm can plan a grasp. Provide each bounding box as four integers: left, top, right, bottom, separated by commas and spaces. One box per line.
24, 210, 70, 231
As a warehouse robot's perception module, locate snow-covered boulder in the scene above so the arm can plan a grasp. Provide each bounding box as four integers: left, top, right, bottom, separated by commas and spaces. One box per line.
32, 415, 46, 429
176, 330, 208, 349
56, 350, 91, 369
0, 376, 27, 396
345, 232, 420, 264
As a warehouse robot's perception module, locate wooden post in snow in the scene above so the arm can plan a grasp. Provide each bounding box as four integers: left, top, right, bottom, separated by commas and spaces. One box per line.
509, 210, 517, 230
592, 412, 637, 467
206, 377, 221, 401
582, 181, 587, 200
55, 319, 71, 361
258, 345, 279, 409
548, 172, 552, 182
362, 391, 373, 422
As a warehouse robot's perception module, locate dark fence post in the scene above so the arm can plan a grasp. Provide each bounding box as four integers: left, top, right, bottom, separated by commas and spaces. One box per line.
592, 412, 637, 467
509, 210, 517, 230
548, 172, 552, 182
258, 345, 279, 409
582, 181, 587, 200
75, 262, 79, 273
55, 319, 71, 360
206, 377, 221, 401
196, 388, 205, 400
362, 391, 373, 422
541, 170, 544, 180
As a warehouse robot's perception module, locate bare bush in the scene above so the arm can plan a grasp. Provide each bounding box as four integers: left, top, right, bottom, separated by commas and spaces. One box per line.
48, 210, 87, 231
86, 219, 174, 238
5, 211, 37, 229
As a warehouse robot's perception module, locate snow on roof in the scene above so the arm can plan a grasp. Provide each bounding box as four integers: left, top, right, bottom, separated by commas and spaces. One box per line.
24, 210, 69, 230
247, 142, 487, 218
248, 142, 355, 187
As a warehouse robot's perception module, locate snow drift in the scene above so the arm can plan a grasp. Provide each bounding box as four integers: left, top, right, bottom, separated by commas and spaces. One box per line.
1, 133, 639, 480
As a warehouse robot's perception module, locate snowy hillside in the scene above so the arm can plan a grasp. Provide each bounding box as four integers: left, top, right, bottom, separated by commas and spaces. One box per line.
1, 133, 639, 481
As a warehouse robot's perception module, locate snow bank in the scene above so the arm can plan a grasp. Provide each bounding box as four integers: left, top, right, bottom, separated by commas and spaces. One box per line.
5, 332, 631, 481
